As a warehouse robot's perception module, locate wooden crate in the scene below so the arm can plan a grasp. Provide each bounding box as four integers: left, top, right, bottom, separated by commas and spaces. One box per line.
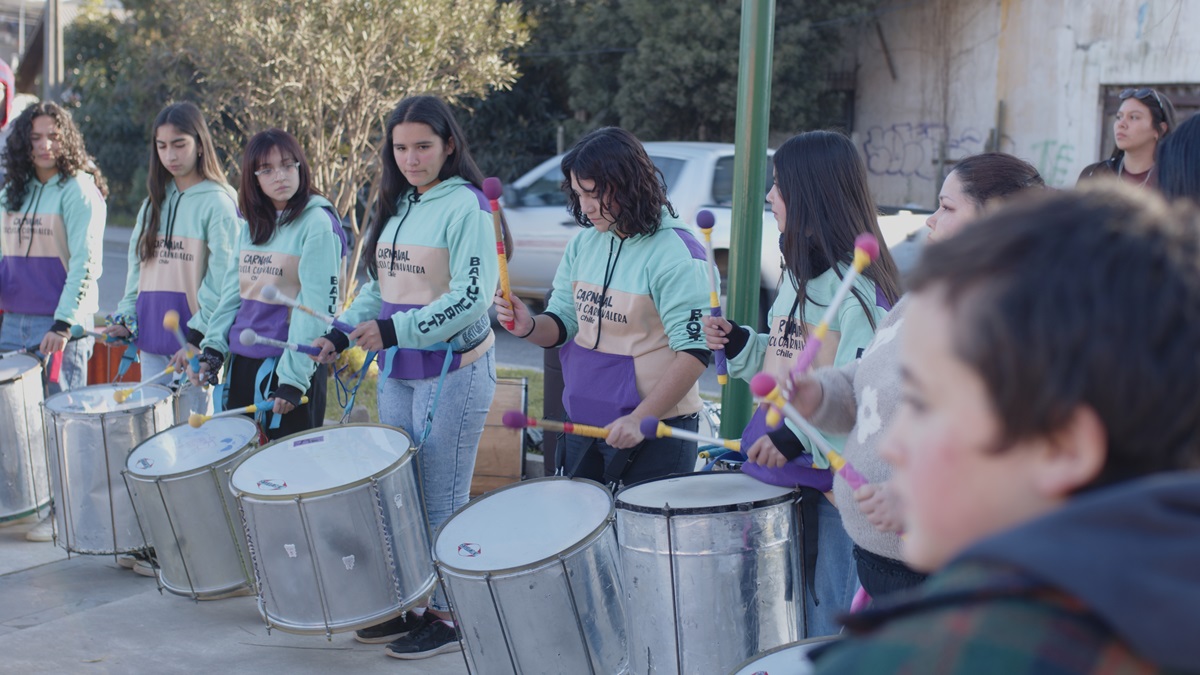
470, 377, 527, 497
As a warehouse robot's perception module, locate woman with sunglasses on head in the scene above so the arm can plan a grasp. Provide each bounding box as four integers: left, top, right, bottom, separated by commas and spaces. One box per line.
1078, 87, 1177, 189
104, 102, 239, 419
193, 129, 341, 439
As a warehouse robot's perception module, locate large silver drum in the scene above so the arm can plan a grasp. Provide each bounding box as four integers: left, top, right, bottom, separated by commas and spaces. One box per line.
230, 424, 434, 636
435, 477, 628, 675
616, 472, 802, 674
44, 383, 174, 554
0, 355, 49, 522
125, 416, 259, 599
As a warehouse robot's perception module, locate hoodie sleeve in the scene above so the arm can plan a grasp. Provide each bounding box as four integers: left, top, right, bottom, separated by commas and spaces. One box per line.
648, 248, 711, 354
114, 201, 148, 320
339, 277, 383, 329
199, 226, 246, 357
187, 188, 240, 340
54, 176, 106, 325
726, 326, 768, 380
383, 208, 497, 348
276, 211, 340, 391
545, 233, 581, 344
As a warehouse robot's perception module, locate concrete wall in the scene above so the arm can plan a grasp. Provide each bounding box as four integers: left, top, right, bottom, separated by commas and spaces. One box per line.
846, 0, 1200, 207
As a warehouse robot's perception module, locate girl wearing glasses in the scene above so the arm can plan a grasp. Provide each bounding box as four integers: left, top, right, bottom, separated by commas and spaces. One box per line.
311, 96, 499, 660
1079, 87, 1177, 188
104, 102, 239, 419
194, 129, 342, 439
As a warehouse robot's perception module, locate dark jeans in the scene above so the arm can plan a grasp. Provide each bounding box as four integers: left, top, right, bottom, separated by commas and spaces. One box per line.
227, 355, 328, 441
560, 413, 699, 487
852, 544, 927, 599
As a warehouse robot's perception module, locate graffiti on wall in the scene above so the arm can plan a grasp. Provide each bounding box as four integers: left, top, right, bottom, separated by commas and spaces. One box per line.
1028, 139, 1076, 186
862, 123, 987, 180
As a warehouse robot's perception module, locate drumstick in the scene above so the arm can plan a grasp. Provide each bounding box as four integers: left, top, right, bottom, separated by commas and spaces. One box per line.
188, 395, 310, 428
695, 210, 728, 385
239, 328, 322, 356
751, 372, 868, 489
260, 285, 356, 334
766, 233, 880, 428
69, 324, 131, 344
638, 416, 740, 451
162, 310, 203, 375
482, 177, 515, 331
501, 410, 610, 440
113, 366, 176, 403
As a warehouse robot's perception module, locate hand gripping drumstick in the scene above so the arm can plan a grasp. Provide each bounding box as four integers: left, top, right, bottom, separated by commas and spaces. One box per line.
751, 372, 869, 489
239, 328, 322, 356
502, 411, 610, 440
188, 395, 310, 428
638, 416, 740, 451
695, 210, 728, 385
113, 366, 176, 403
162, 310, 202, 374
482, 177, 515, 331
766, 233, 881, 428
69, 324, 131, 345
260, 285, 356, 334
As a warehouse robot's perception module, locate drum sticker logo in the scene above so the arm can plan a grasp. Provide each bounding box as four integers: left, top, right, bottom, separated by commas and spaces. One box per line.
135, 458, 153, 470
457, 543, 482, 558
294, 436, 323, 447
284, 544, 297, 558
393, 493, 403, 508
218, 437, 238, 453
257, 478, 287, 491
342, 555, 355, 570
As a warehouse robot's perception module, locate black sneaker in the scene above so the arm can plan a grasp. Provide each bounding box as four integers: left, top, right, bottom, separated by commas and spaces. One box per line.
354, 612, 426, 644
383, 618, 462, 660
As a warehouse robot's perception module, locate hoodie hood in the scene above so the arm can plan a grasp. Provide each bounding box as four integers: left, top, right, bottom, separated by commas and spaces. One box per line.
405, 175, 471, 204
960, 472, 1200, 670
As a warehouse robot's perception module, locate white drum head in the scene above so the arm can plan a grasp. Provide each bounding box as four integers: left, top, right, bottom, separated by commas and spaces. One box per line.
44, 383, 173, 414
617, 472, 794, 513
127, 417, 259, 477
230, 425, 411, 497
730, 639, 830, 674
435, 479, 612, 572
0, 354, 39, 383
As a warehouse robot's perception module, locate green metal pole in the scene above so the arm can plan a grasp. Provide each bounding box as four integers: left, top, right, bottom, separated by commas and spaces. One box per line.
721, 0, 775, 438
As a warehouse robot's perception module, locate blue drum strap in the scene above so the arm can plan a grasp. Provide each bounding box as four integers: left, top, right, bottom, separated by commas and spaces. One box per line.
116, 343, 139, 380
419, 344, 455, 446
254, 356, 280, 430
339, 350, 378, 424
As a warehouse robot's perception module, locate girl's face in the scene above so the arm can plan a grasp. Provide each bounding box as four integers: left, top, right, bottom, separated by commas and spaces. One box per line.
569, 173, 617, 232
156, 124, 201, 188
255, 146, 301, 211
1114, 97, 1161, 154
925, 170, 980, 243
392, 122, 454, 194
767, 171, 787, 234
30, 115, 61, 180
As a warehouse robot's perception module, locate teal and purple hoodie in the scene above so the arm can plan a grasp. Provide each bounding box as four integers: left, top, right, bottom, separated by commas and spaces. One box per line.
0, 171, 106, 327
201, 195, 341, 393
337, 177, 498, 379
544, 209, 711, 428
112, 179, 239, 355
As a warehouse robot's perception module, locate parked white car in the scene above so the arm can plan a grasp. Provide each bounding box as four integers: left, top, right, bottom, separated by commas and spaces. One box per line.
502, 142, 928, 316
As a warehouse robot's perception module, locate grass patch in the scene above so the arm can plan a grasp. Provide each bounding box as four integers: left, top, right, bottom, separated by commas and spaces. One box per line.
324, 366, 544, 423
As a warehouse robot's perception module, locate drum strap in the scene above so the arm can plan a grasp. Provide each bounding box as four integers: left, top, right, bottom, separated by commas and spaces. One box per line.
602, 441, 644, 491
417, 344, 455, 445
335, 350, 378, 424
798, 486, 822, 618
116, 343, 139, 381
254, 356, 282, 430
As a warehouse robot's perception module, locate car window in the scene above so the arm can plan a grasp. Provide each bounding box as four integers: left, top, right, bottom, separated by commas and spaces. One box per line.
649, 156, 686, 191
522, 166, 568, 207
712, 156, 774, 206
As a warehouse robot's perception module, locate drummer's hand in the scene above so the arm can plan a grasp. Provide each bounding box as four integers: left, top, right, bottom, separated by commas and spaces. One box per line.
40, 330, 68, 355
349, 321, 384, 352
746, 435, 789, 469
168, 345, 198, 372
273, 397, 296, 415
788, 374, 824, 418
311, 337, 339, 364
701, 315, 733, 351
493, 289, 532, 336
190, 360, 209, 387
102, 324, 131, 339
604, 414, 645, 449
855, 481, 904, 534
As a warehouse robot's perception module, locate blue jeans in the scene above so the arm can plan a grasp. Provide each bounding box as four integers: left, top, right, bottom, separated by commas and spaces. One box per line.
139, 351, 212, 420
0, 313, 93, 396
377, 347, 496, 612
803, 494, 860, 638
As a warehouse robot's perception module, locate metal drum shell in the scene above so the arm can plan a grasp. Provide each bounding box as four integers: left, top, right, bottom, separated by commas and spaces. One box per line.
43, 384, 175, 554
229, 424, 435, 636
435, 477, 629, 675
0, 355, 49, 521
124, 417, 259, 599
616, 472, 803, 675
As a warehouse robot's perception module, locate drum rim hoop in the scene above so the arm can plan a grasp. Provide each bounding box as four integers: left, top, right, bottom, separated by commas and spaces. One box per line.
124, 416, 260, 480
433, 476, 615, 576
615, 471, 799, 516
228, 422, 417, 500
42, 383, 175, 416
727, 635, 843, 674
0, 354, 42, 384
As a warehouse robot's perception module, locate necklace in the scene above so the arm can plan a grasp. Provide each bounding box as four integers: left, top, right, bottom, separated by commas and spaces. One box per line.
1118, 157, 1154, 187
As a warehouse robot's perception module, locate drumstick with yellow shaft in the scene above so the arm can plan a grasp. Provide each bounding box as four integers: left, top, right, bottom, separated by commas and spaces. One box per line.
188, 396, 309, 428
482, 177, 515, 330
501, 411, 610, 440
639, 416, 740, 451
694, 209, 728, 385
766, 233, 881, 428
751, 372, 869, 490
162, 310, 202, 374
113, 366, 176, 403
